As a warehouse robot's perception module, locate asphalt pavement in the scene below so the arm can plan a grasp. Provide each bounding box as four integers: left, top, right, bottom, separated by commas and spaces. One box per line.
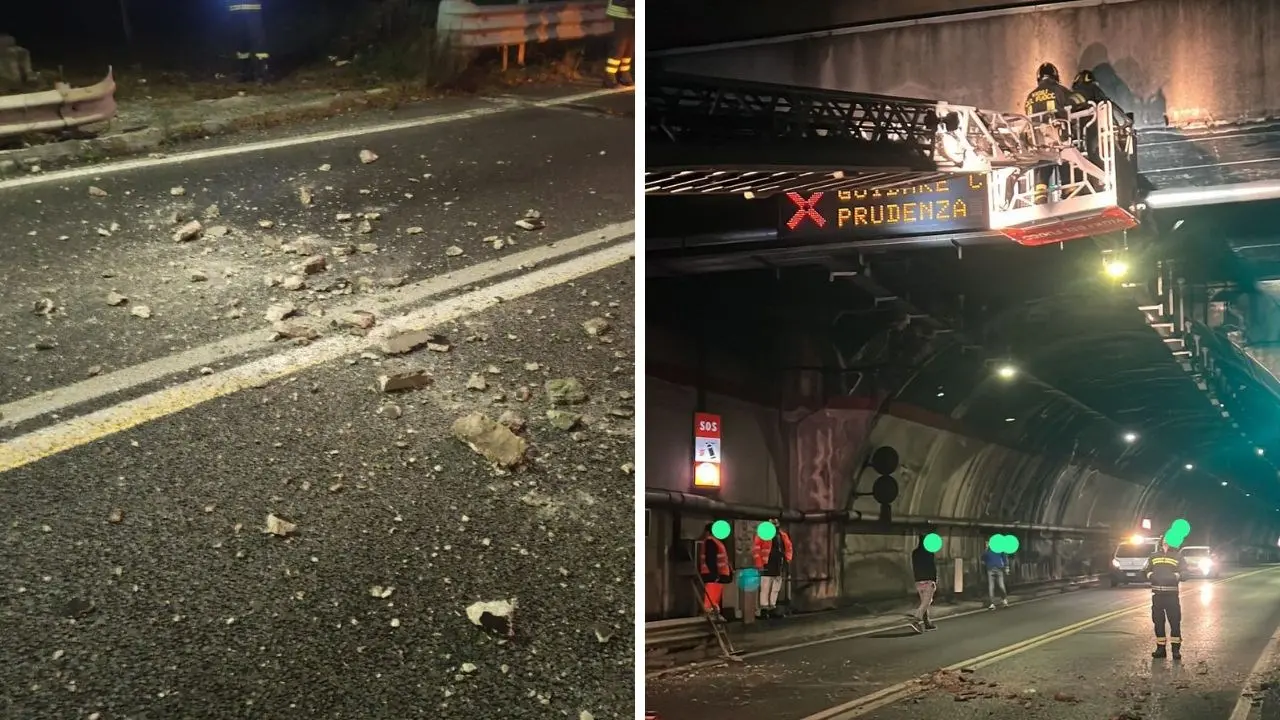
0, 87, 634, 409
0, 87, 635, 719
646, 567, 1280, 720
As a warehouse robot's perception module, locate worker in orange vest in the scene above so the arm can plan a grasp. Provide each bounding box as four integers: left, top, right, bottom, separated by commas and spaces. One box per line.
753, 518, 793, 618
698, 523, 733, 618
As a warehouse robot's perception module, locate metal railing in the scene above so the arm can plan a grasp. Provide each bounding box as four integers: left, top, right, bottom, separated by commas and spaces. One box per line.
437, 0, 614, 69
0, 68, 117, 141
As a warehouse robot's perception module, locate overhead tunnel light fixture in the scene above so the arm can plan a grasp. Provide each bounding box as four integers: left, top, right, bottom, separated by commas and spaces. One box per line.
1258, 448, 1267, 457
1122, 432, 1138, 444
1103, 259, 1130, 279
1222, 481, 1229, 487
995, 364, 1018, 380
1185, 463, 1195, 471
1004, 417, 1016, 423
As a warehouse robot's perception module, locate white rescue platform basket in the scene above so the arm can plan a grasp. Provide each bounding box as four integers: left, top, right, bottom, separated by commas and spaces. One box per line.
932, 100, 1140, 245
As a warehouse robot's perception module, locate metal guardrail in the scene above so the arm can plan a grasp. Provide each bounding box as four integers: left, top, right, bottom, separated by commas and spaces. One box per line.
437, 0, 613, 56
0, 68, 117, 140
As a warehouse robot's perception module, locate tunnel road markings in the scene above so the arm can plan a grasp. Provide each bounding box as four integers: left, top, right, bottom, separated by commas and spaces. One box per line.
0, 87, 632, 192
1228, 623, 1280, 720
800, 566, 1280, 720
0, 221, 634, 432
0, 239, 634, 475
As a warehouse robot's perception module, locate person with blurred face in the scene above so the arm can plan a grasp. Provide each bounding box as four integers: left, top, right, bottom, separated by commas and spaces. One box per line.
753, 518, 793, 618
1144, 539, 1185, 659
909, 535, 938, 633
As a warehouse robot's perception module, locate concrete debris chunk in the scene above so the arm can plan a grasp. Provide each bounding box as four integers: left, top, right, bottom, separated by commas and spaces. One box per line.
427, 341, 451, 353
130, 305, 152, 319
88, 186, 107, 197
258, 219, 276, 229
96, 227, 112, 237
445, 245, 464, 257
169, 186, 186, 196
336, 212, 354, 222
332, 244, 355, 256
369, 585, 395, 599
379, 369, 433, 393
281, 275, 307, 291
583, 318, 611, 337
87, 365, 102, 377
452, 413, 528, 468
377, 328, 444, 355
359, 149, 379, 164
466, 373, 488, 391
30, 298, 54, 317
203, 204, 221, 219
405, 226, 424, 235
265, 302, 297, 322
515, 209, 545, 231
265, 513, 297, 537
546, 378, 588, 405
173, 220, 203, 243
377, 403, 403, 419
299, 187, 314, 205
342, 310, 377, 329
465, 598, 517, 638
319, 163, 331, 172
547, 410, 582, 431
291, 255, 328, 275
272, 320, 321, 341
498, 410, 526, 432
357, 243, 379, 254
108, 508, 124, 523
206, 225, 229, 238
357, 218, 374, 234
189, 270, 208, 282
363, 211, 382, 221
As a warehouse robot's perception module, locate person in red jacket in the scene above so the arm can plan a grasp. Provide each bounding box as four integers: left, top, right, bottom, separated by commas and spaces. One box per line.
698, 524, 733, 617
753, 518, 793, 618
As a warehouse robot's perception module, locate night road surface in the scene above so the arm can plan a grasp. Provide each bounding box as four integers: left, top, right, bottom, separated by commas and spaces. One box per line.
646, 566, 1280, 720
0, 87, 635, 719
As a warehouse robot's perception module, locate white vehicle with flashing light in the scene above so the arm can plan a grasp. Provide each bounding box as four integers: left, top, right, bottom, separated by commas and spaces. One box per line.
1110, 535, 1159, 587
1179, 545, 1218, 579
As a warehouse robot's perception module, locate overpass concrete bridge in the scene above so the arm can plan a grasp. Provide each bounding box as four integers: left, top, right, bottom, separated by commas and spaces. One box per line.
642, 0, 1280, 619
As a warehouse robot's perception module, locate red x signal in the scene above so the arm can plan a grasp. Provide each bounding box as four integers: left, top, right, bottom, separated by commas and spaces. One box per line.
785, 192, 826, 230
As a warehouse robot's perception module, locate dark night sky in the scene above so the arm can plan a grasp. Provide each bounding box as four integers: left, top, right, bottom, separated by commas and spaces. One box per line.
6, 0, 382, 73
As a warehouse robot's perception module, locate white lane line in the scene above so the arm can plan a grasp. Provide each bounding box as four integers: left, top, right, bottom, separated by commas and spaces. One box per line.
0, 87, 632, 191
0, 240, 634, 474
1229, 625, 1280, 720
0, 221, 634, 430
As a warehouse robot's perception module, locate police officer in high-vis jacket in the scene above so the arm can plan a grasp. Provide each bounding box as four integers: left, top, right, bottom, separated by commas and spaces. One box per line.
604, 0, 634, 88
1143, 540, 1186, 660
227, 0, 270, 82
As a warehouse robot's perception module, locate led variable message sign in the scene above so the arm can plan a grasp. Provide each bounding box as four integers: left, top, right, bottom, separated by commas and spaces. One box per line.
779, 175, 991, 239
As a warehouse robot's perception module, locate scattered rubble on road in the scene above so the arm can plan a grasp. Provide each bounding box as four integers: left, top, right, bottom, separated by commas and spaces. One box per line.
515, 209, 545, 231
358, 149, 379, 164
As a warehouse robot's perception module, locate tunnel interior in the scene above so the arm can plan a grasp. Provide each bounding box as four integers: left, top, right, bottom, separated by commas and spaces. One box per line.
646, 193, 1280, 613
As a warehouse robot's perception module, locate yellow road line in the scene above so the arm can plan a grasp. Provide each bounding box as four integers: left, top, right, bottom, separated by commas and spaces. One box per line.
801, 565, 1280, 720
0, 241, 633, 475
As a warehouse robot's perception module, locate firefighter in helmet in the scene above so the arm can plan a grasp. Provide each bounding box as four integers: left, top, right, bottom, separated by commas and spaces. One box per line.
1072, 69, 1110, 186
226, 0, 270, 82
1024, 63, 1085, 203
604, 0, 635, 87
1143, 539, 1185, 660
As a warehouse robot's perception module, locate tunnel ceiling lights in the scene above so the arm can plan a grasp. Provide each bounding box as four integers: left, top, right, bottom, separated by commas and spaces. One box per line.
1004, 417, 1016, 423
1122, 432, 1139, 444
995, 364, 1018, 380
1185, 463, 1195, 471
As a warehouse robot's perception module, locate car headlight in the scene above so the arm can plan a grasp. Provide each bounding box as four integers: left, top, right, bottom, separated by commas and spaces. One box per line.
1112, 558, 1121, 568
1198, 558, 1213, 573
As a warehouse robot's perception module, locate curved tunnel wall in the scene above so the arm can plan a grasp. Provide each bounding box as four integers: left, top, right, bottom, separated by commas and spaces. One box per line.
658, 0, 1280, 129
644, 272, 1275, 616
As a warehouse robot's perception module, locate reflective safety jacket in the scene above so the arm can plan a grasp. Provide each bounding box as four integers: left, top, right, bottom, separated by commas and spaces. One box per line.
699, 536, 732, 583
1143, 550, 1185, 593
1072, 73, 1109, 104
606, 0, 634, 20
752, 531, 793, 575
1024, 77, 1084, 116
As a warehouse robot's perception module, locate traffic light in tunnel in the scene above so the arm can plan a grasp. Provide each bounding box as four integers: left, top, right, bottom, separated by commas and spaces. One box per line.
869, 446, 900, 524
